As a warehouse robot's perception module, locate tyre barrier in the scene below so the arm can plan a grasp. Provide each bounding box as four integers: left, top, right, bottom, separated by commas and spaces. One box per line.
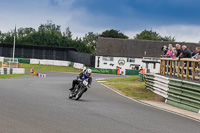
145, 73, 200, 113
37, 73, 46, 78
0, 68, 25, 75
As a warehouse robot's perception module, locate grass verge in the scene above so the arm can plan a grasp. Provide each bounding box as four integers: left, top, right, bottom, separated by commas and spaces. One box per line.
0, 63, 80, 79
99, 75, 156, 100
22, 63, 80, 73
0, 74, 31, 79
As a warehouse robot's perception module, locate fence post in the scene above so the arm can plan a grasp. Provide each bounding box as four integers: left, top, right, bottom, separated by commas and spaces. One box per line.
167, 60, 169, 74
192, 62, 195, 80
162, 60, 165, 75
177, 61, 180, 78
170, 60, 172, 75
186, 61, 189, 80
181, 61, 184, 79
173, 60, 176, 76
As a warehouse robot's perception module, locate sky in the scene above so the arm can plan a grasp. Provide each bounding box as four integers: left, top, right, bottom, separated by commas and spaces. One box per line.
0, 0, 200, 43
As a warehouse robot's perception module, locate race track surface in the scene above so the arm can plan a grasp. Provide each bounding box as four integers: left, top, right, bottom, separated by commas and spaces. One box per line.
0, 72, 199, 133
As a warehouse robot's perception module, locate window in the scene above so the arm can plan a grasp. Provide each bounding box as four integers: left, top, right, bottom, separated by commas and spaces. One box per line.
102, 56, 114, 61
127, 58, 135, 63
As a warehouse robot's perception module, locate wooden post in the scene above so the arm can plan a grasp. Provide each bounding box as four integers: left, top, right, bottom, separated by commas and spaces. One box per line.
177, 61, 180, 78
186, 61, 189, 80
160, 60, 164, 74
167, 60, 169, 75
173, 60, 176, 76
163, 60, 165, 75
181, 61, 184, 79
170, 60, 172, 75
192, 62, 195, 80
160, 60, 162, 74
199, 63, 200, 80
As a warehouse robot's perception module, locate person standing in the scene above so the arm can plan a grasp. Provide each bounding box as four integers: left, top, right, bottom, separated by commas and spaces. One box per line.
116, 66, 121, 75
175, 44, 183, 57
166, 44, 176, 58
180, 45, 192, 58
192, 47, 200, 59
161, 46, 168, 57
140, 67, 145, 75
180, 45, 192, 75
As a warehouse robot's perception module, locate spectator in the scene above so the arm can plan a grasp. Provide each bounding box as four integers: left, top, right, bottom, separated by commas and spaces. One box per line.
180, 45, 192, 58
180, 45, 192, 75
30, 68, 35, 74
161, 46, 168, 57
175, 44, 183, 57
166, 44, 176, 58
116, 66, 121, 75
192, 47, 200, 59
140, 67, 145, 75
191, 51, 196, 56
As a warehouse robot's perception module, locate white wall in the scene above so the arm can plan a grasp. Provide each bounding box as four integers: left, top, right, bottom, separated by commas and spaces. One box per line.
95, 56, 160, 74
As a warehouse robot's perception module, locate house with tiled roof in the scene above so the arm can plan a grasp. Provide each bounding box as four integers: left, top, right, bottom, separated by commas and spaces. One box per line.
95, 37, 199, 74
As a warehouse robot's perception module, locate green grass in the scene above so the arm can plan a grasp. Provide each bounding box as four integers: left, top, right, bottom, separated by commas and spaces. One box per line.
100, 76, 156, 100
22, 63, 80, 73
0, 74, 31, 79
0, 63, 80, 79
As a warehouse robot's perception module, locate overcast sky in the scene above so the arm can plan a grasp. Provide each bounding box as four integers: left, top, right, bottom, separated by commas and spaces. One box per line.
1, 0, 200, 43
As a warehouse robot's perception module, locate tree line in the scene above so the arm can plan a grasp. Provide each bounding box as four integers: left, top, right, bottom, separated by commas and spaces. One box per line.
0, 21, 175, 55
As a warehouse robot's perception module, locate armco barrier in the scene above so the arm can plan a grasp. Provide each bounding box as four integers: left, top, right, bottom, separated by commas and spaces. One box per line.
73, 63, 84, 69
145, 73, 155, 91
30, 59, 40, 64
126, 69, 140, 75
145, 74, 168, 98
153, 74, 169, 98
18, 58, 30, 64
139, 73, 144, 82
166, 79, 200, 113
87, 67, 117, 75
53, 60, 70, 66
12, 68, 25, 74
0, 57, 4, 62
145, 73, 200, 113
30, 59, 70, 67
39, 60, 54, 65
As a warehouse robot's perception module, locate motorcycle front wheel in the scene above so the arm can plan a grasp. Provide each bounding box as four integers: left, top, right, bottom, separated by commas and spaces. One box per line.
69, 91, 74, 99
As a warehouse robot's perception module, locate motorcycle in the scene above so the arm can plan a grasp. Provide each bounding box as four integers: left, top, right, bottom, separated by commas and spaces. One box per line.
69, 79, 88, 100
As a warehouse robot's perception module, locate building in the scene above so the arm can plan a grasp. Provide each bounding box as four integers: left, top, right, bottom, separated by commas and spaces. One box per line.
95, 37, 199, 75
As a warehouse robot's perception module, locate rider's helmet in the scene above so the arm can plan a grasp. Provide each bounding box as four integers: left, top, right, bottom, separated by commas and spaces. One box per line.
85, 69, 92, 76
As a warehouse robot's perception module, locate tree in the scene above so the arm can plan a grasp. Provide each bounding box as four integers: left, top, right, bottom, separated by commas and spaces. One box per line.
100, 29, 128, 39
134, 30, 175, 42
0, 21, 93, 54
83, 32, 99, 55
63, 27, 72, 39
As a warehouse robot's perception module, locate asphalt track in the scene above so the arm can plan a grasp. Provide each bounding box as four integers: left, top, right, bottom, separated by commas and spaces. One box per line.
0, 72, 199, 133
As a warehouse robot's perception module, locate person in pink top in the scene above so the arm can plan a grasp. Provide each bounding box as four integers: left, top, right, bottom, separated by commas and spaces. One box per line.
30, 68, 34, 73
166, 44, 176, 58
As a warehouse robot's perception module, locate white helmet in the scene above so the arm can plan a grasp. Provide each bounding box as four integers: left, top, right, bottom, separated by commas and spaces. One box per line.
86, 69, 92, 76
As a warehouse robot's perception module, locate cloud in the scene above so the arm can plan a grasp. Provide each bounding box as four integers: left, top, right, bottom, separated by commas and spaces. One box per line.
124, 25, 200, 43
154, 25, 200, 43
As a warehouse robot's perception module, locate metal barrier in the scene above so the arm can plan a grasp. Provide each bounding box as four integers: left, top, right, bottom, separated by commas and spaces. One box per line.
139, 73, 144, 82
166, 79, 200, 113
145, 73, 155, 91
145, 73, 200, 113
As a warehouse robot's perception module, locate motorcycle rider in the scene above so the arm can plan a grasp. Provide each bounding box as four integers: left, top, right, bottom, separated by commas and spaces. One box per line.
69, 69, 92, 91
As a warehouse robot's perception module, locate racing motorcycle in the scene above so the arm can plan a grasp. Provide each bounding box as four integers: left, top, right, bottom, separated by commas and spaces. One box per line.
69, 79, 88, 100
